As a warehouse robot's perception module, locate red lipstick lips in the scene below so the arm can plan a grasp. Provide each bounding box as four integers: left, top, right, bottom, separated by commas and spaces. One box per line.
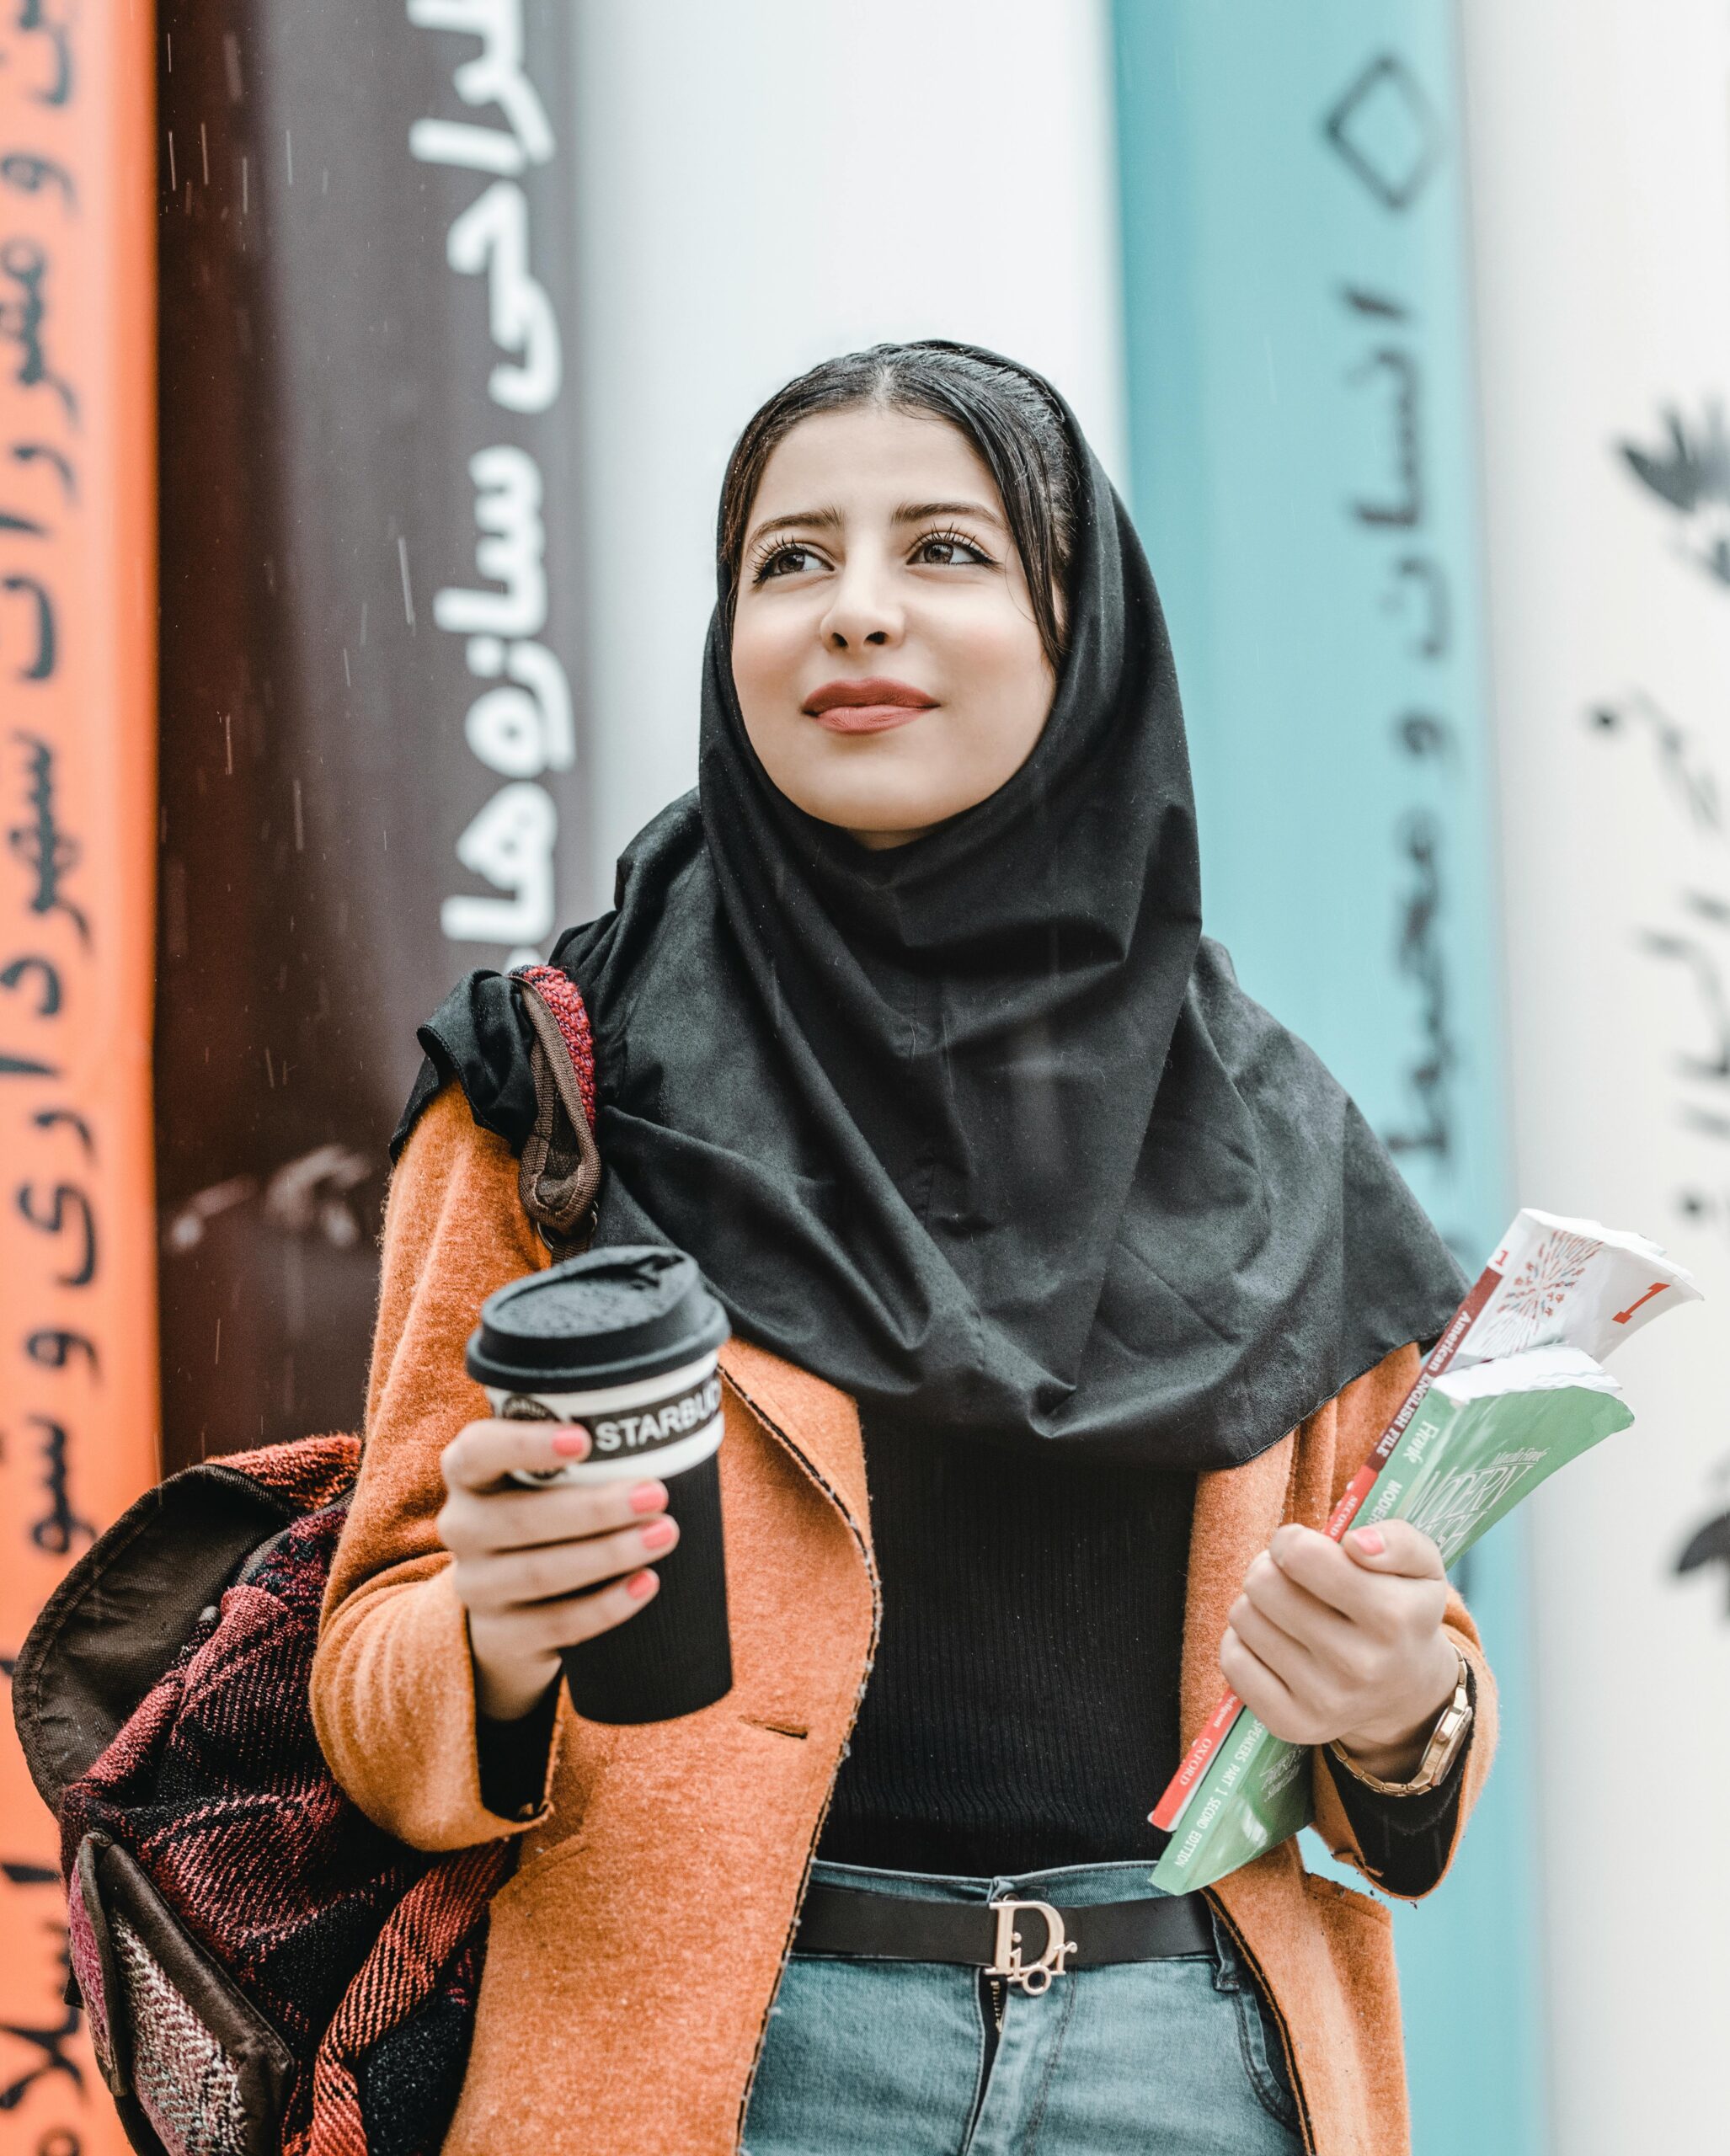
801, 677, 937, 735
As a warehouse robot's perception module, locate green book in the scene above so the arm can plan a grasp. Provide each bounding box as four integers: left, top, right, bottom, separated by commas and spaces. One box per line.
1150, 1209, 1701, 1892
1151, 1348, 1634, 1892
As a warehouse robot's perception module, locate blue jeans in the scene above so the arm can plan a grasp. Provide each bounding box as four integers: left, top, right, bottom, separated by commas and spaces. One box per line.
744, 1859, 1302, 2156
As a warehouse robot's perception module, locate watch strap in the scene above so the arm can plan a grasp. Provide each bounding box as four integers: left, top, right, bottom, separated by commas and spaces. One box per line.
1326, 1650, 1473, 1797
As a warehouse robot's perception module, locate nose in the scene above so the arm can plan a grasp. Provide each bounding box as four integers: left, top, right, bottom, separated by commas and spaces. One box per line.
818, 550, 903, 654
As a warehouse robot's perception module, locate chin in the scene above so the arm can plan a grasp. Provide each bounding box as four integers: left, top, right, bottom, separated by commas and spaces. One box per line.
804, 787, 951, 838
772, 758, 933, 831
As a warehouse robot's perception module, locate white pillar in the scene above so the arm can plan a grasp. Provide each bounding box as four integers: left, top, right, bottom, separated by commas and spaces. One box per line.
1460, 3, 1730, 2146
568, 0, 1127, 910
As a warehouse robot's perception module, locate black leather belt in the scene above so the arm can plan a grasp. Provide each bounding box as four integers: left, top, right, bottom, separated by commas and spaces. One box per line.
793, 1884, 1215, 1997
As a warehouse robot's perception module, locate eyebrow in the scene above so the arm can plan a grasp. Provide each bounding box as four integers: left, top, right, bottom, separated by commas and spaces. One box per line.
744, 505, 844, 552
893, 499, 1006, 531
743, 497, 1008, 553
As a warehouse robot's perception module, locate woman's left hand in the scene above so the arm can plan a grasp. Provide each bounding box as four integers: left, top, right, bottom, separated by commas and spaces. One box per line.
1220, 1521, 1460, 1781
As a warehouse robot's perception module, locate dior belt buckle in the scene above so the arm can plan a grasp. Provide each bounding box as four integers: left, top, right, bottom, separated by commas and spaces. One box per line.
985, 1898, 1077, 1995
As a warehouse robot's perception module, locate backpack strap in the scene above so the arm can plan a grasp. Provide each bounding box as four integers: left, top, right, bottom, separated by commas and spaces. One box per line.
513, 965, 601, 1258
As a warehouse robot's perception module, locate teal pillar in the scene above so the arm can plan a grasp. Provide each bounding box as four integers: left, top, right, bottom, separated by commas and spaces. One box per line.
1110, 5, 1544, 2150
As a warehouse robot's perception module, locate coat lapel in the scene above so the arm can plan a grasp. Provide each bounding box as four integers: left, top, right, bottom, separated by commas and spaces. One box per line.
718, 1336, 873, 1561
1179, 1435, 1297, 1748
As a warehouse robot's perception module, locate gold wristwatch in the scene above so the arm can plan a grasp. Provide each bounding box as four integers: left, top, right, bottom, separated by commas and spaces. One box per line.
1327, 1652, 1473, 1797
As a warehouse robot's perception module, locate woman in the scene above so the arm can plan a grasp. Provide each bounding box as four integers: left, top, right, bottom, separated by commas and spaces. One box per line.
312, 343, 1495, 2156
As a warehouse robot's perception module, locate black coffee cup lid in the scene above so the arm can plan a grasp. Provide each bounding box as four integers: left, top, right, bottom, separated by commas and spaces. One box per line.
466, 1245, 730, 1392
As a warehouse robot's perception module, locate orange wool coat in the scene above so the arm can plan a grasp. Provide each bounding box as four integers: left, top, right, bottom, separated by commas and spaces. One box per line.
312, 1081, 1498, 2155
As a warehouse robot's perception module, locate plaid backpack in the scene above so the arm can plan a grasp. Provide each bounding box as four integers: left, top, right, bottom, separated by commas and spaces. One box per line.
11, 968, 599, 2156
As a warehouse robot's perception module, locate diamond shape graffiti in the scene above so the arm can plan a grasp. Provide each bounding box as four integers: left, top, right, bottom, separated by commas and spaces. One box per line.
1322, 54, 1442, 213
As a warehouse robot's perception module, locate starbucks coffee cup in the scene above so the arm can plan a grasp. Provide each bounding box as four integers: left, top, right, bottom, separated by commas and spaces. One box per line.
465, 1245, 732, 1724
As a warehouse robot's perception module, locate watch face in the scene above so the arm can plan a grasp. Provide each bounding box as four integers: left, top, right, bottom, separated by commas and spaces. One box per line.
1422, 1678, 1474, 1786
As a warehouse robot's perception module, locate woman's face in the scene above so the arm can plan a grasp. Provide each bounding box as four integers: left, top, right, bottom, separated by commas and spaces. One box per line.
730, 405, 1057, 848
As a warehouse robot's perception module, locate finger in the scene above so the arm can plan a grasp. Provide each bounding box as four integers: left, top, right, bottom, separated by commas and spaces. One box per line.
455, 1513, 680, 1612
1225, 1595, 1324, 1695
443, 1417, 590, 1493
478, 1566, 660, 1657
1343, 1520, 1447, 1582
1268, 1524, 1390, 1625
1220, 1627, 1316, 1747
1240, 1550, 1360, 1660
441, 1476, 668, 1558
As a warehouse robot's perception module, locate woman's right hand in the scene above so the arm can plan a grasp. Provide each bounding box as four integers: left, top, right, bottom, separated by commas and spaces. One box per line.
437, 1419, 678, 1722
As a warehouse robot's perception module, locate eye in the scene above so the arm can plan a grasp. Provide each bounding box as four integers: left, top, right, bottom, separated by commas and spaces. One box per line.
910, 529, 994, 569
750, 540, 830, 584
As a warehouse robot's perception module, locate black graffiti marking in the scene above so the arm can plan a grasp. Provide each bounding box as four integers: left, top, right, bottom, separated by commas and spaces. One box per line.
1639, 909, 1730, 1094
1347, 348, 1423, 529
9, 441, 74, 501
1619, 401, 1730, 589
1322, 53, 1441, 214
0, 1935, 82, 2110
3, 573, 55, 676
0, 2022, 82, 2111
0, 948, 60, 1070
8, 734, 86, 944
25, 1415, 93, 1555
0, 440, 71, 574
1621, 403, 1725, 506
1394, 710, 1452, 760
1676, 1508, 1730, 1613
2, 952, 61, 1012
1678, 1186, 1730, 1228
8, 0, 74, 108
32, 1105, 90, 1152
0, 151, 74, 205
1341, 284, 1412, 323
1, 956, 62, 1081
14, 1181, 94, 1284
0, 1860, 56, 1886
1382, 808, 1454, 1166
24, 1327, 96, 1374
0, 240, 77, 426
1385, 555, 1450, 659
1588, 691, 1723, 835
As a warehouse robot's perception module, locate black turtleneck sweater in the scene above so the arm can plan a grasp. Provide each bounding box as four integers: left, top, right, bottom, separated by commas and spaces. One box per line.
814, 1409, 1470, 1891
819, 1412, 1191, 1876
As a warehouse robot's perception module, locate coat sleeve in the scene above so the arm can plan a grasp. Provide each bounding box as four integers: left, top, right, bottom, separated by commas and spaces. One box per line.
311, 1080, 564, 1850
1307, 1344, 1500, 1901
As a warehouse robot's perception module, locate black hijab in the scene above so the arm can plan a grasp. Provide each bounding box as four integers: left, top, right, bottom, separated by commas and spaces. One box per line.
397, 350, 1464, 1470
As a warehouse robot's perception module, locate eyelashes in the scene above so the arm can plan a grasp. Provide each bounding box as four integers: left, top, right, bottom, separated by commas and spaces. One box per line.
910, 529, 996, 570
750, 538, 825, 584
747, 527, 998, 585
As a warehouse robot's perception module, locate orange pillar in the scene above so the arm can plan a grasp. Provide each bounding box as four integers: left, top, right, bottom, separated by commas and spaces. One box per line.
1, 0, 159, 2149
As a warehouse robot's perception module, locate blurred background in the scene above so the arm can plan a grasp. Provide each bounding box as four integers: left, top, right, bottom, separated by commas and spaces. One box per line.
3, 2, 1727, 2149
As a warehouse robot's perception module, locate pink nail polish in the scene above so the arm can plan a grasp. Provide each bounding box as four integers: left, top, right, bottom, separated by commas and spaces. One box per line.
1354, 1527, 1385, 1556
629, 1480, 668, 1514
552, 1426, 589, 1458
641, 1518, 677, 1553
627, 1570, 657, 1600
